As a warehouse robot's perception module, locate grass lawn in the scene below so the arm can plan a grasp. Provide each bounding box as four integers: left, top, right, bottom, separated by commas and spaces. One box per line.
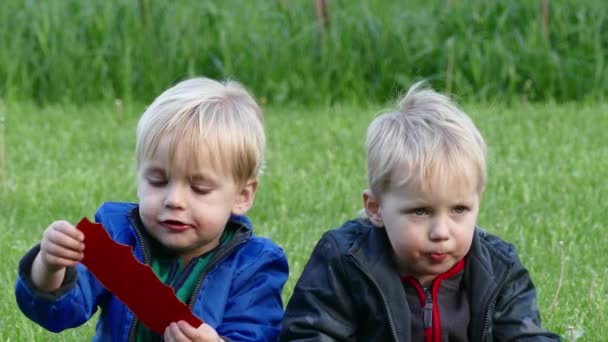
1, 101, 605, 340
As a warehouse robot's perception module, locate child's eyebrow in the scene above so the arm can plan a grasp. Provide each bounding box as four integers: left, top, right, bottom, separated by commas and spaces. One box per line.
143, 166, 166, 175
190, 173, 219, 184
403, 203, 429, 210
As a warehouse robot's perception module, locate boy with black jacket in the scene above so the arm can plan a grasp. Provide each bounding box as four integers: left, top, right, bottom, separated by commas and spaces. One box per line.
280, 83, 560, 341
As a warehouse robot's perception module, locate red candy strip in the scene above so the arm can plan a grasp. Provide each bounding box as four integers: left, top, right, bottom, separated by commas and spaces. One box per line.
76, 217, 203, 334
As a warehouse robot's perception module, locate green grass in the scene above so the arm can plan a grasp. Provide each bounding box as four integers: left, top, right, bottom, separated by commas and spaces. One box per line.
1, 100, 606, 340
1, 0, 608, 104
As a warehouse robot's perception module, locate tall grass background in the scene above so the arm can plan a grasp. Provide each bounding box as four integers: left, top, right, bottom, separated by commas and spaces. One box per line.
1, 0, 608, 105
1, 0, 607, 340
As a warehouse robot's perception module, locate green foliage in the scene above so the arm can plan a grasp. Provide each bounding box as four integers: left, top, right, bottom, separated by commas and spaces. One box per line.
1, 0, 607, 104
1, 101, 606, 340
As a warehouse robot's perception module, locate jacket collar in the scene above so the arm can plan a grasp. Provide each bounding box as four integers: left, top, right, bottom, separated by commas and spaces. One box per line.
347, 219, 412, 341
465, 229, 514, 300
465, 229, 515, 341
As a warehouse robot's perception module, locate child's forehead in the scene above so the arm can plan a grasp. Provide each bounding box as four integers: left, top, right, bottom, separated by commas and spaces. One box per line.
387, 174, 479, 207
390, 162, 480, 195
142, 135, 226, 176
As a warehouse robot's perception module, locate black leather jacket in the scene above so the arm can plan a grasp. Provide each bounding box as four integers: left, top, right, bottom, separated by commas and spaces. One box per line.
280, 219, 561, 341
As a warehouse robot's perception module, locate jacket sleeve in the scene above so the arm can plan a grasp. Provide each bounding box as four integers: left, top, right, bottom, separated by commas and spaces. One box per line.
14, 244, 108, 332
216, 243, 289, 341
492, 246, 562, 341
279, 233, 357, 342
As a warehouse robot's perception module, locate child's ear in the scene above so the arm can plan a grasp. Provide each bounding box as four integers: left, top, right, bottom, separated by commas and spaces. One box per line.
232, 179, 258, 215
363, 190, 384, 227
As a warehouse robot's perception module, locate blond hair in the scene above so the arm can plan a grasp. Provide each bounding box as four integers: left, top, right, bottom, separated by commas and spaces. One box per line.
366, 82, 486, 197
135, 77, 265, 186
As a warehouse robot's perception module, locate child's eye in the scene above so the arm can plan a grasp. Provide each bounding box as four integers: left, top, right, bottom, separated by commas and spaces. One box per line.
412, 208, 429, 216
191, 186, 211, 195
147, 178, 167, 187
453, 206, 468, 214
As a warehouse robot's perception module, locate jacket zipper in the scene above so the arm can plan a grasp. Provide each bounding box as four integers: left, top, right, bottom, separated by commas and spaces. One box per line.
187, 236, 249, 308
480, 263, 513, 342
348, 255, 399, 342
423, 288, 433, 331
126, 214, 151, 342
407, 278, 434, 342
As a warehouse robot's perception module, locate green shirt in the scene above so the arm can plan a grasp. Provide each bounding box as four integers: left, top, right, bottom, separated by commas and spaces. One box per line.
135, 228, 235, 341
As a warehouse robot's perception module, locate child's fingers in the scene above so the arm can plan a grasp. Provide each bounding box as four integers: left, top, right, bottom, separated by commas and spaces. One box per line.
177, 320, 203, 338
177, 321, 219, 341
48, 220, 85, 242
40, 240, 84, 263
43, 221, 85, 252
164, 322, 189, 342
164, 321, 216, 342
39, 221, 85, 268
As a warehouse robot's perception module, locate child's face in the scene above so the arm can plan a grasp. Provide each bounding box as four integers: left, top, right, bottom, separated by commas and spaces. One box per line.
366, 175, 479, 287
137, 136, 254, 264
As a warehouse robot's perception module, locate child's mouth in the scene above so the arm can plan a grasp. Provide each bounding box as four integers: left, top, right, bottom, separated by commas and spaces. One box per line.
429, 253, 448, 263
162, 220, 191, 232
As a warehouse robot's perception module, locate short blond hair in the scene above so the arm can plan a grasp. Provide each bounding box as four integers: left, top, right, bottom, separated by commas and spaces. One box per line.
366, 82, 486, 197
135, 77, 265, 186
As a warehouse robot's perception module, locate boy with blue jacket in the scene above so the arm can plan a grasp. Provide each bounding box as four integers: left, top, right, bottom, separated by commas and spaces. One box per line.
280, 83, 560, 341
16, 77, 288, 341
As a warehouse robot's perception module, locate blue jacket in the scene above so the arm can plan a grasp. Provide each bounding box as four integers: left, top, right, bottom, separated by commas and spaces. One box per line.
16, 202, 289, 341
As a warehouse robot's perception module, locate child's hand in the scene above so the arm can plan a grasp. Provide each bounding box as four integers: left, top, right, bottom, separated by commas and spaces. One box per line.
164, 321, 222, 342
31, 220, 85, 292
39, 220, 85, 271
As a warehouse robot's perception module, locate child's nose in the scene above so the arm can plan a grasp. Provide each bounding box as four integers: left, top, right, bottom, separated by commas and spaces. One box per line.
164, 184, 186, 209
429, 215, 450, 241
